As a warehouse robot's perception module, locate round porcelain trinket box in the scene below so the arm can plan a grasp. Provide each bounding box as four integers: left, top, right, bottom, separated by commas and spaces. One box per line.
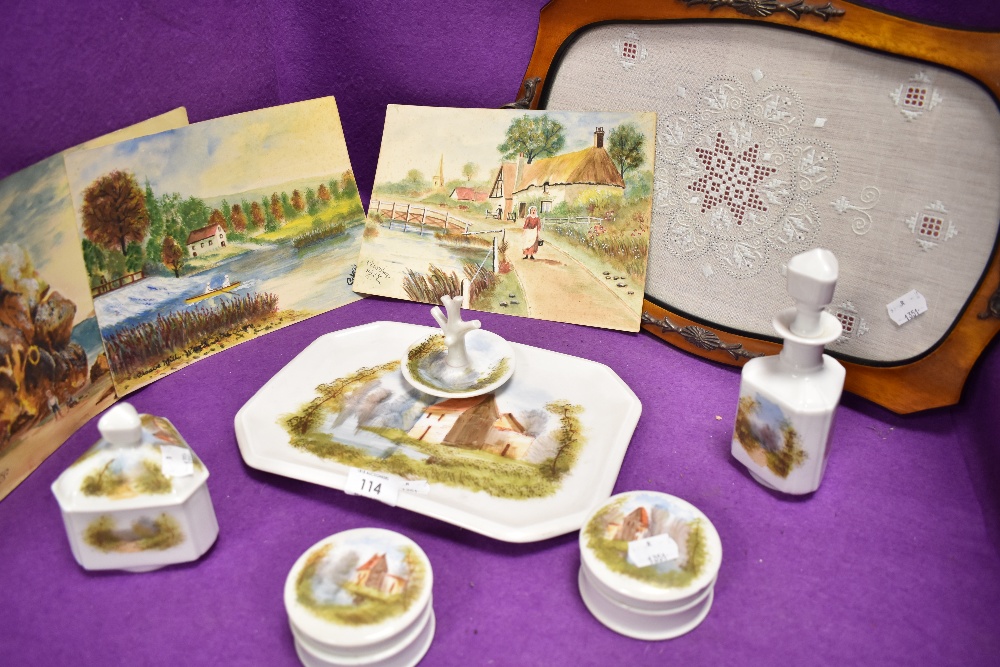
579, 491, 722, 640
285, 528, 435, 667
50, 403, 219, 573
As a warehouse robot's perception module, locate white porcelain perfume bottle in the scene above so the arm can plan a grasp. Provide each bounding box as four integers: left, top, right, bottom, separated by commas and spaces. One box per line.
732, 248, 845, 495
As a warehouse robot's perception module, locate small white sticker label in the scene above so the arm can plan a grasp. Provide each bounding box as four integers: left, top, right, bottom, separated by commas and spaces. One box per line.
627, 533, 680, 568
160, 445, 194, 478
401, 479, 430, 495
886, 289, 928, 326
345, 468, 400, 506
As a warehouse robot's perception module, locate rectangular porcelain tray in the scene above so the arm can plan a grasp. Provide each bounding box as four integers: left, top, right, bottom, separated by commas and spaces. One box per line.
234, 321, 641, 542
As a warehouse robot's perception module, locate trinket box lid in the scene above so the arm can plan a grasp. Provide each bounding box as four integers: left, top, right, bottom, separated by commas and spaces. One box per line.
52, 404, 209, 512
580, 491, 722, 604
285, 528, 434, 651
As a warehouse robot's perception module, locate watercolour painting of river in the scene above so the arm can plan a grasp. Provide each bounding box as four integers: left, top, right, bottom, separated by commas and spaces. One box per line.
0, 109, 189, 501
353, 106, 656, 332
64, 97, 365, 395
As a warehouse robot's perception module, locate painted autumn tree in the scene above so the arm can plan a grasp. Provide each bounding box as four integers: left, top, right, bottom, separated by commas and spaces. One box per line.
270, 193, 284, 223
230, 204, 248, 233
208, 208, 228, 232
317, 183, 331, 202
161, 236, 184, 277
291, 189, 305, 212
81, 170, 150, 254
607, 123, 646, 180
462, 162, 479, 181
250, 201, 265, 229
498, 114, 565, 164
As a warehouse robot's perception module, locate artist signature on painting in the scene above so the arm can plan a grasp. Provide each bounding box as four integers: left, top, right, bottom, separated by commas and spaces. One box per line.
364, 260, 390, 285
347, 264, 357, 286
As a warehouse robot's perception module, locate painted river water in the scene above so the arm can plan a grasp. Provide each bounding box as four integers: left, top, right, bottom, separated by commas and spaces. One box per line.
93, 225, 363, 334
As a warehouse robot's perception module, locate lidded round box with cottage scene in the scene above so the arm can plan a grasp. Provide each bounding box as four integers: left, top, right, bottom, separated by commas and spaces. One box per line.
284, 528, 435, 667
579, 491, 722, 640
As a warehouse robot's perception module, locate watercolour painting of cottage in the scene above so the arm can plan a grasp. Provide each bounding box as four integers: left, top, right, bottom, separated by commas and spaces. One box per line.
63, 97, 365, 395
0, 109, 188, 501
353, 106, 656, 332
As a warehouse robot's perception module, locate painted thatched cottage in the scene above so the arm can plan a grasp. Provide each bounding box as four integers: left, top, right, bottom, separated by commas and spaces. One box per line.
487, 127, 625, 220
353, 553, 408, 595
605, 506, 650, 542
406, 394, 535, 460
185, 222, 227, 257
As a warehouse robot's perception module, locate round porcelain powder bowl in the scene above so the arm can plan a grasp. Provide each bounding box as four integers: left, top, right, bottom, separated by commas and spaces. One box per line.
285, 528, 435, 667
579, 491, 722, 640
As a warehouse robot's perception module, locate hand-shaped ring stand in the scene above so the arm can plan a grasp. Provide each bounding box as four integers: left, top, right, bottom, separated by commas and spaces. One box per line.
400, 292, 516, 398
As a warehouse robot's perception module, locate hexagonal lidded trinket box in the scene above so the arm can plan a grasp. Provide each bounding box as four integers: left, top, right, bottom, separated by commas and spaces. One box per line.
51, 403, 219, 572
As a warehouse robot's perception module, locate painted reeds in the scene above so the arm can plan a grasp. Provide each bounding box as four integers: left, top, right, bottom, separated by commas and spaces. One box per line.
292, 221, 347, 249
401, 262, 498, 305
105, 292, 279, 378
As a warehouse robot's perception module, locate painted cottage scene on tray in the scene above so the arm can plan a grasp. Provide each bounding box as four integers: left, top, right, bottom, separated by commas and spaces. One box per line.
281, 360, 586, 499
296, 534, 427, 626
0, 110, 188, 500
64, 97, 365, 395
353, 106, 656, 331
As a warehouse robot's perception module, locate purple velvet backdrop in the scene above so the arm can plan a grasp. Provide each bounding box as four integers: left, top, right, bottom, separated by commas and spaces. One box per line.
2, 1, 999, 665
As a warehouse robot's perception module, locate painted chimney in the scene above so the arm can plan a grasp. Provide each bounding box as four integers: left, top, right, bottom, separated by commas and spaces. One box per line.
594, 127, 605, 149
515, 152, 527, 189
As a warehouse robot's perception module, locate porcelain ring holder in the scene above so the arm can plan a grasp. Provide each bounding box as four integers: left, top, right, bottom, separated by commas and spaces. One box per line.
400, 293, 515, 398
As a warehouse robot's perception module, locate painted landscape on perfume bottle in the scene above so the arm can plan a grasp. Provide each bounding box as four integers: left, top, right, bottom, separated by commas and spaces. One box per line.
585, 492, 708, 588
296, 535, 427, 626
280, 361, 586, 499
733, 392, 807, 478
353, 105, 656, 332
63, 97, 365, 395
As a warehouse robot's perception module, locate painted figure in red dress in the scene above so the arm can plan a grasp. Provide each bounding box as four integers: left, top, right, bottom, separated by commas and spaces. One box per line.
522, 206, 541, 259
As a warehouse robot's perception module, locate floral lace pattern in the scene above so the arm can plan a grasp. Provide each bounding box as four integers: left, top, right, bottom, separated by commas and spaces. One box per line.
890, 71, 943, 122
828, 301, 869, 346
904, 201, 957, 251
654, 75, 837, 279
612, 30, 648, 71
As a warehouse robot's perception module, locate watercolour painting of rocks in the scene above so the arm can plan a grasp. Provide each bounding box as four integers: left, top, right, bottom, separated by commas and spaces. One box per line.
0, 109, 188, 501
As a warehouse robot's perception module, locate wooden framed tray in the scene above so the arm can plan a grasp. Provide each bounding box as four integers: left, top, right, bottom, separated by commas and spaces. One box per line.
515, 0, 1000, 413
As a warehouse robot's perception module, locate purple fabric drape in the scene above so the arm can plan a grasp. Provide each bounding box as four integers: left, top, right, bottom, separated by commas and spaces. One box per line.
1, 1, 998, 664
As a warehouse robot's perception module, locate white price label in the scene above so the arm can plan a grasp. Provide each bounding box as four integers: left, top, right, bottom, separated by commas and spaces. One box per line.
627, 534, 680, 568
401, 479, 430, 495
886, 290, 928, 326
345, 469, 400, 506
160, 445, 194, 478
